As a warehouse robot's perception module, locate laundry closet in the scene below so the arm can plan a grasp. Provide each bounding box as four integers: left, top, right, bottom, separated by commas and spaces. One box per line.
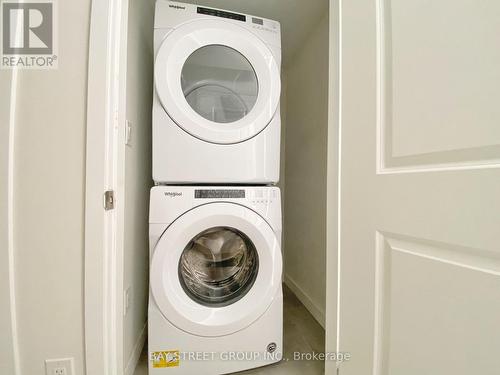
119, 0, 332, 374
6, 0, 498, 373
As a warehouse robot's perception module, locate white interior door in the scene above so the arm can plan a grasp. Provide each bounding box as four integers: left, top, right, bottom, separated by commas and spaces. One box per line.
337, 0, 500, 374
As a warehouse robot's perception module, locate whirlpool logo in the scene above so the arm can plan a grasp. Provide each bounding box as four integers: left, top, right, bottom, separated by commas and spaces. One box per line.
164, 191, 182, 198
168, 4, 185, 10
1, 0, 58, 69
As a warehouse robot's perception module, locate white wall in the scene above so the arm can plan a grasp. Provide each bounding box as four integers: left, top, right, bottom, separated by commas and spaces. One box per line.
2, 0, 91, 374
0, 0, 90, 375
283, 14, 330, 328
278, 74, 287, 242
2, 1, 155, 373
122, 0, 155, 373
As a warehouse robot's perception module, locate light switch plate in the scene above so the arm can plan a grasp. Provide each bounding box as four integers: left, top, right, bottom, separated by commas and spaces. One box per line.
45, 358, 74, 375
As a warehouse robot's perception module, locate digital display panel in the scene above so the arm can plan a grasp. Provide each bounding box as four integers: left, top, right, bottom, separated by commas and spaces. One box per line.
197, 7, 246, 22
195, 189, 246, 199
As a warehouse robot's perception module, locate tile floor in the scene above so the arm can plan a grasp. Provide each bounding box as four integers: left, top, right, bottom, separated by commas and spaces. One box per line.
134, 284, 325, 375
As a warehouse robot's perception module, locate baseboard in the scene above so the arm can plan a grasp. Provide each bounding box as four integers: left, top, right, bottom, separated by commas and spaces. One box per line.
284, 274, 325, 329
124, 322, 147, 375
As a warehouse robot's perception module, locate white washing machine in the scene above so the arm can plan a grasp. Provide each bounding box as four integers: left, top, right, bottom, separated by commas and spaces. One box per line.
149, 186, 283, 374
153, 1, 282, 184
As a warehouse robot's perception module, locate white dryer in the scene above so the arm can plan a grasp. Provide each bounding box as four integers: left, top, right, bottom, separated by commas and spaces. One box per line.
153, 1, 282, 184
149, 186, 283, 374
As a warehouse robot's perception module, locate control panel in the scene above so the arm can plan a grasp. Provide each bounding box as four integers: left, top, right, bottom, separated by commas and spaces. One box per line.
197, 7, 246, 22
195, 5, 273, 33
192, 188, 278, 206
194, 189, 245, 199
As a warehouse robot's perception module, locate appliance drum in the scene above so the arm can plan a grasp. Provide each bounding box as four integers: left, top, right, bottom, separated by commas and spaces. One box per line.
179, 226, 259, 307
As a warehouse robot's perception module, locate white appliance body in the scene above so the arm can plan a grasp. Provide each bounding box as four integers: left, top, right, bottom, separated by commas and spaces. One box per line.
149, 186, 283, 374
153, 1, 282, 184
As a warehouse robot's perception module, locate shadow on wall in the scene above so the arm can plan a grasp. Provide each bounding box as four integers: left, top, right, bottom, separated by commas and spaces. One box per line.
282, 13, 329, 329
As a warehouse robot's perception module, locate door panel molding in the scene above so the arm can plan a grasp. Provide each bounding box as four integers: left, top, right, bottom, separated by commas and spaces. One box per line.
374, 231, 500, 373
376, 0, 500, 174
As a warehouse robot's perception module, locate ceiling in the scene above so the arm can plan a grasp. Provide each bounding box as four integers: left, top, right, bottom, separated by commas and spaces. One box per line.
176, 0, 329, 67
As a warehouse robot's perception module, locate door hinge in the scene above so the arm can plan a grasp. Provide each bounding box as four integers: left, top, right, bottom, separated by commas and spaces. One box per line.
104, 190, 115, 210
125, 120, 132, 146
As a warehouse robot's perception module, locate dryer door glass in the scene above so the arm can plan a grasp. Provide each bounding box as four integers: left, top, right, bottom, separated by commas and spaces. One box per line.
179, 226, 259, 307
181, 45, 259, 124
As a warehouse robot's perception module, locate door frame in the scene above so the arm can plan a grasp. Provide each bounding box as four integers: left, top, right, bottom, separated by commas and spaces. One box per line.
2, 63, 21, 375
325, 0, 341, 374
84, 0, 129, 374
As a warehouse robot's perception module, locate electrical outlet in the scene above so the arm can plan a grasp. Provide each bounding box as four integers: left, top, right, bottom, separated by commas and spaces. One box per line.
45, 358, 74, 375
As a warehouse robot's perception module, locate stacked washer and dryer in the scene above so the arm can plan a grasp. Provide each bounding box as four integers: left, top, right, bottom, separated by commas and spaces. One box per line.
149, 1, 283, 374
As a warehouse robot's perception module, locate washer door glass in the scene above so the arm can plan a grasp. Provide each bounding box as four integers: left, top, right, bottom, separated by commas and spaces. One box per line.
179, 226, 259, 307
181, 45, 259, 124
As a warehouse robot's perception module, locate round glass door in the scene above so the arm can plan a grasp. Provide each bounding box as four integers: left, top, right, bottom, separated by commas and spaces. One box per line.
181, 45, 259, 124
150, 202, 282, 336
179, 226, 259, 307
154, 19, 281, 144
